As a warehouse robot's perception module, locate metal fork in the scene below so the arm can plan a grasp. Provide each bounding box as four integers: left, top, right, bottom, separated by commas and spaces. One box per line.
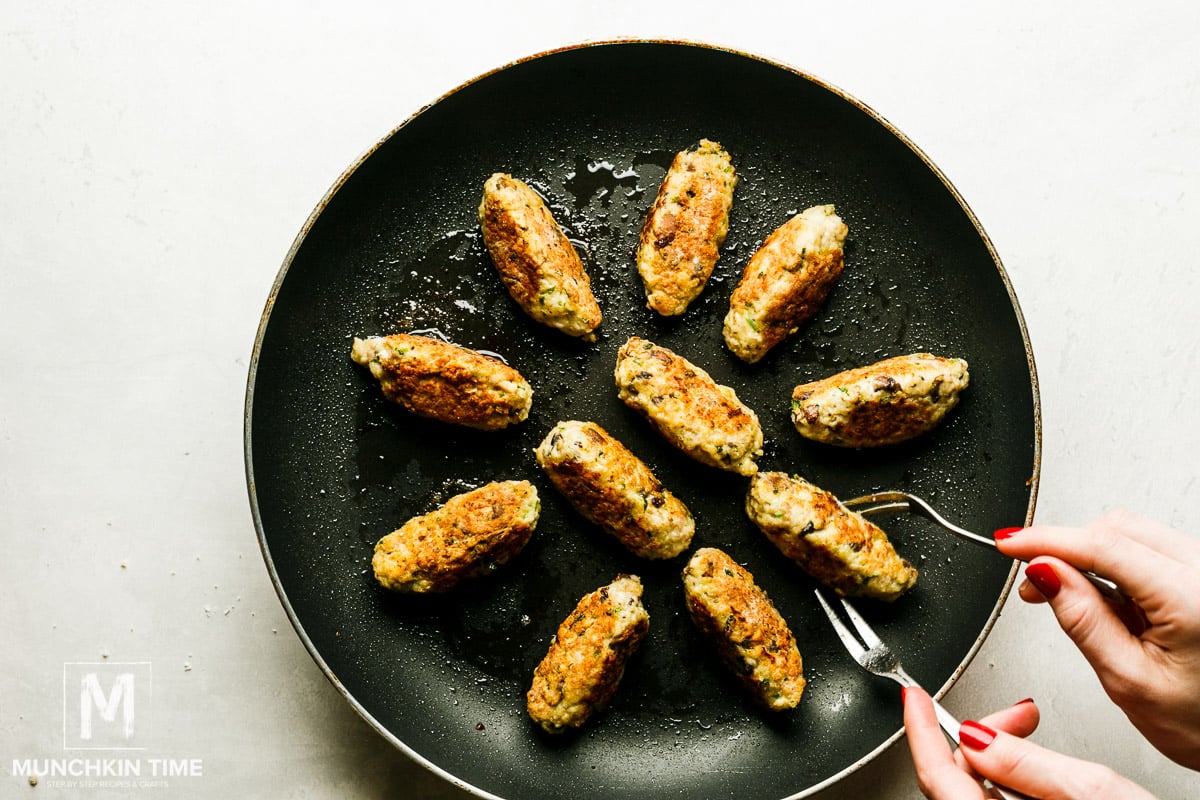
843, 490, 1126, 604
815, 590, 1032, 800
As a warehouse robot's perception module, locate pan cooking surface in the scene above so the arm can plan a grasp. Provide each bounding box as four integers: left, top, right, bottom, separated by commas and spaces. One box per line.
246, 41, 1038, 800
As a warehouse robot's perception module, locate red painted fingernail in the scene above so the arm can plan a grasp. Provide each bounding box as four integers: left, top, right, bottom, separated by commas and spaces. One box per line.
1024, 562, 1062, 599
901, 686, 909, 704
1014, 697, 1035, 706
960, 720, 997, 750
993, 527, 1023, 541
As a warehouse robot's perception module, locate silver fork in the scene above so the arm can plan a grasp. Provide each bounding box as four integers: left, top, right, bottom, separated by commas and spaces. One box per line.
814, 590, 1032, 800
842, 490, 1126, 604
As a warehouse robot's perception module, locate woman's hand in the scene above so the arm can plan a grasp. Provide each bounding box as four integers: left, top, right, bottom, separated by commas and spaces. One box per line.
995, 509, 1200, 769
904, 687, 1158, 799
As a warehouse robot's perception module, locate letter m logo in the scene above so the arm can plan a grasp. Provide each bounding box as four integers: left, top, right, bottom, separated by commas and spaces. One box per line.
80, 672, 134, 740
63, 662, 151, 750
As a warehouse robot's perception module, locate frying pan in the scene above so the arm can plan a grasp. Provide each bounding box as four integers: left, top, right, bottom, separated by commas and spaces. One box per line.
245, 40, 1040, 800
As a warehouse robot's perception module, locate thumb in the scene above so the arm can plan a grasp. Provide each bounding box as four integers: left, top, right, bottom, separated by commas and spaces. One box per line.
1019, 557, 1145, 684
957, 720, 1157, 799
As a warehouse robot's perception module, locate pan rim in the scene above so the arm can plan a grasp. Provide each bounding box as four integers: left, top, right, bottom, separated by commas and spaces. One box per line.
243, 37, 1041, 800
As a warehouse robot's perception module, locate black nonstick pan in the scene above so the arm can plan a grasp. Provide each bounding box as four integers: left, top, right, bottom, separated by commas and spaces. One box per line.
245, 40, 1040, 800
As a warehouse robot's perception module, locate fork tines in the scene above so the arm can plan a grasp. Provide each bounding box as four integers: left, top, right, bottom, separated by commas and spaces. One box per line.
814, 589, 869, 658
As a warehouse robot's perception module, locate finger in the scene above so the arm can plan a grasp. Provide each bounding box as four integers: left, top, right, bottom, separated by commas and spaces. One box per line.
996, 508, 1199, 564
977, 697, 1039, 739
953, 698, 1039, 775
1019, 573, 1149, 636
1095, 508, 1200, 565
957, 719, 1159, 799
903, 687, 987, 800
1017, 578, 1049, 604
1019, 557, 1147, 687
995, 520, 1193, 619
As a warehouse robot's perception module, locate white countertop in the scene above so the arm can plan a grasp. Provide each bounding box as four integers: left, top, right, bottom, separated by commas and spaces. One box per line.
3, 2, 1198, 798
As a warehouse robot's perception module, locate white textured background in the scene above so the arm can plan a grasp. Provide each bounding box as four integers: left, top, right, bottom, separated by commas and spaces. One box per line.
2, 1, 1198, 797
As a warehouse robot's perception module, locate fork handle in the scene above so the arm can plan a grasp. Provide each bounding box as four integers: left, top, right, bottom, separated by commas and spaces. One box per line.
854, 494, 1131, 606
896, 667, 963, 744
1072, 567, 1127, 604
899, 673, 1036, 800
930, 698, 962, 744
935, 700, 1036, 800
982, 781, 1036, 800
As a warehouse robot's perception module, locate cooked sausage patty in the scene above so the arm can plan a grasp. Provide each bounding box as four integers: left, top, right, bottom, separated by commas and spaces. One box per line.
526, 575, 650, 733
614, 336, 763, 475
791, 353, 970, 447
535, 421, 694, 559
636, 139, 737, 316
479, 173, 602, 340
746, 472, 918, 601
682, 547, 806, 710
723, 204, 848, 363
350, 333, 532, 430
372, 480, 539, 593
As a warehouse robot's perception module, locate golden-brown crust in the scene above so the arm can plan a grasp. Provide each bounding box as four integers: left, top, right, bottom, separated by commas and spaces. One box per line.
681, 548, 805, 710
535, 421, 693, 559
613, 337, 762, 475
350, 334, 533, 430
791, 353, 970, 447
478, 173, 602, 339
526, 575, 650, 733
636, 140, 737, 316
745, 473, 917, 601
372, 480, 540, 593
724, 204, 848, 363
